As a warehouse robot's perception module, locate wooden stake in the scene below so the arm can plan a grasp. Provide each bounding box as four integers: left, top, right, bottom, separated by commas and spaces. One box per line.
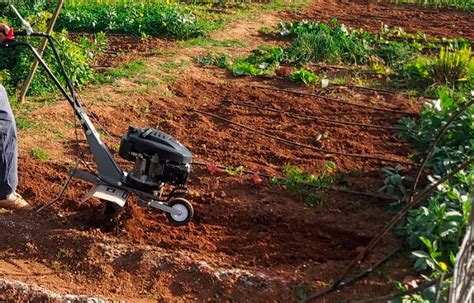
19, 0, 64, 103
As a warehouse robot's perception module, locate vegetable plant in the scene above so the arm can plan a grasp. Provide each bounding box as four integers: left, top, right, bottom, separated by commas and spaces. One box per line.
289, 68, 319, 85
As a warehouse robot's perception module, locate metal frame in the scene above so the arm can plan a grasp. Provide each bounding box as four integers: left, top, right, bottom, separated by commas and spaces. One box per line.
0, 32, 188, 219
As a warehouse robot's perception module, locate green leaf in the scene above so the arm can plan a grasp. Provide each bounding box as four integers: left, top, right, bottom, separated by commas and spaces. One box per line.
412, 250, 429, 258
419, 236, 432, 251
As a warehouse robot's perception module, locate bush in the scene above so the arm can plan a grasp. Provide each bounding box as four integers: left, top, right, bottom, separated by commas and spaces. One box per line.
396, 90, 473, 282
0, 6, 107, 97
395, 47, 474, 89
0, 29, 105, 96
57, 1, 204, 39
429, 47, 474, 85
286, 20, 370, 65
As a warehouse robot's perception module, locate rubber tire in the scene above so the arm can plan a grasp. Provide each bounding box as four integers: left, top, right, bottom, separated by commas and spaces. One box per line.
101, 200, 122, 216
166, 198, 194, 226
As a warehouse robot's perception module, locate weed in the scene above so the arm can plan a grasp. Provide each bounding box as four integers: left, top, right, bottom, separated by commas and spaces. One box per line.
15, 114, 34, 130
30, 148, 49, 161
295, 283, 313, 300
274, 162, 336, 207
225, 166, 244, 176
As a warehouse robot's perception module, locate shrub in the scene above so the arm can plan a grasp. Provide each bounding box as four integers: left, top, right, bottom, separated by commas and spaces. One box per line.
57, 1, 203, 39
429, 47, 474, 85
395, 47, 474, 89
396, 91, 473, 288
286, 20, 370, 65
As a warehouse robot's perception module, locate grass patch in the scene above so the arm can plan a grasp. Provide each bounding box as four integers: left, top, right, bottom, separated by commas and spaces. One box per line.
271, 162, 336, 207
180, 37, 249, 49
30, 148, 49, 161
96, 60, 147, 84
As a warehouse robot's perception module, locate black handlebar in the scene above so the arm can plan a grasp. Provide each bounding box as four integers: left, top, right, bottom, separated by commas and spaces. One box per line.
0, 31, 81, 117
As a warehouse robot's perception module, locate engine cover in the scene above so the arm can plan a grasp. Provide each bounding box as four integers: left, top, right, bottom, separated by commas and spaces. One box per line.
119, 126, 192, 163
119, 126, 192, 190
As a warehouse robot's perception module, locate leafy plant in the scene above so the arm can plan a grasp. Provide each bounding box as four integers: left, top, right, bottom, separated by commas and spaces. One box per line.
0, 8, 106, 97
289, 68, 319, 84
57, 1, 204, 39
396, 90, 473, 300
31, 148, 49, 161
379, 166, 411, 199
225, 165, 244, 176
230, 61, 263, 76
274, 162, 336, 207
429, 47, 474, 85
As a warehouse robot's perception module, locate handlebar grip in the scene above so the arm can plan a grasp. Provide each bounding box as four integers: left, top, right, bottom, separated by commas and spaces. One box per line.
6, 28, 14, 41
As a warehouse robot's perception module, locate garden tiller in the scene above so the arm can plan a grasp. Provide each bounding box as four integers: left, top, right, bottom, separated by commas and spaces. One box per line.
0, 12, 194, 225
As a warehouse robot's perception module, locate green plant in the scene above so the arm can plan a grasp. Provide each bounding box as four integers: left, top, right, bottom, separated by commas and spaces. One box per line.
57, 1, 204, 39
379, 166, 411, 199
388, 0, 474, 11
376, 41, 414, 68
284, 19, 370, 65
295, 283, 313, 300
30, 148, 49, 161
429, 47, 474, 85
274, 162, 335, 207
395, 47, 474, 90
289, 68, 319, 84
230, 61, 263, 76
0, 8, 105, 97
225, 165, 244, 176
396, 90, 473, 300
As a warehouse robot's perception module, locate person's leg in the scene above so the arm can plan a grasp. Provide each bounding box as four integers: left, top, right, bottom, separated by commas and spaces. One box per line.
0, 85, 27, 209
0, 85, 17, 197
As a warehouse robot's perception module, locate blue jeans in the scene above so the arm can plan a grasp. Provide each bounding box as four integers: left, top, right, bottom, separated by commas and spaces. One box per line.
0, 85, 18, 197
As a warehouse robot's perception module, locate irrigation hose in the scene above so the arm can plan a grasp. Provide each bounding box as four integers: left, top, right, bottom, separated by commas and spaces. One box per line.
251, 85, 419, 116
407, 98, 474, 214
190, 108, 416, 166
300, 158, 473, 303
223, 99, 402, 131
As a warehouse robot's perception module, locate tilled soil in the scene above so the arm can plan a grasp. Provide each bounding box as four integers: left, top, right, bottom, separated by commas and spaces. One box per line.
1, 0, 464, 300
2, 73, 413, 301
283, 0, 474, 40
